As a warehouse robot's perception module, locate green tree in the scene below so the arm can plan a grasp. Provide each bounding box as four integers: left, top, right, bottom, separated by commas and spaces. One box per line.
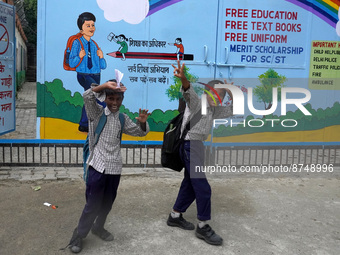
23, 0, 37, 45
253, 69, 286, 111
44, 79, 83, 107
165, 65, 201, 112
37, 82, 82, 123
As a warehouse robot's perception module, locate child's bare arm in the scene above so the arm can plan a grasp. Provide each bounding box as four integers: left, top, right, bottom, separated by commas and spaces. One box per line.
123, 111, 150, 136
91, 81, 126, 93
135, 109, 151, 132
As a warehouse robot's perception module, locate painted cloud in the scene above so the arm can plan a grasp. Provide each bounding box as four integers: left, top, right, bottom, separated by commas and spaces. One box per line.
97, 0, 149, 24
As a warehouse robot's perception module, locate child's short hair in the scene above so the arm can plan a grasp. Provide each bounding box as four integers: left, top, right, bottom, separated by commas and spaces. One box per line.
105, 79, 124, 98
77, 12, 96, 30
206, 80, 226, 98
207, 79, 223, 87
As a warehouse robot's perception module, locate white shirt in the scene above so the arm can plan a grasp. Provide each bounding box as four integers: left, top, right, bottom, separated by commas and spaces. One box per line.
83, 86, 149, 174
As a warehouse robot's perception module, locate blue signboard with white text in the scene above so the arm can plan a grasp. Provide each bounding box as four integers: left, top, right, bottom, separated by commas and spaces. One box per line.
0, 2, 15, 136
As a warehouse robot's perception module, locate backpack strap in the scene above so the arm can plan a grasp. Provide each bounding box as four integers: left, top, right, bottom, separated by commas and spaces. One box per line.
94, 112, 125, 145
118, 113, 125, 143
83, 112, 106, 184
92, 39, 100, 50
75, 33, 84, 50
181, 109, 202, 139
74, 33, 84, 68
93, 111, 107, 146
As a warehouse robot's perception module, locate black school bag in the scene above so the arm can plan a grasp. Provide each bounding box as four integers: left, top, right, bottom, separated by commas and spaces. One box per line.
161, 110, 202, 171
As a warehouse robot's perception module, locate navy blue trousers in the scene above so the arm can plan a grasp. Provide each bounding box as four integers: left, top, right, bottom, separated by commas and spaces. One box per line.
173, 140, 212, 221
77, 166, 121, 238
77, 73, 105, 128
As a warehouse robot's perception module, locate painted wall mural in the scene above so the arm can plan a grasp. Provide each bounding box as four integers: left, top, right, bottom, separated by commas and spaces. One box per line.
37, 0, 340, 143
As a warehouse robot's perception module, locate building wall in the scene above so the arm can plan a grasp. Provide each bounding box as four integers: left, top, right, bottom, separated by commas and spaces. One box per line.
15, 28, 27, 87
36, 0, 340, 142
1, 0, 28, 88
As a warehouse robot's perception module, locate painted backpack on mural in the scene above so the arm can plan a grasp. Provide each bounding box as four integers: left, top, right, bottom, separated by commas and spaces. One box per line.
83, 112, 125, 183
63, 33, 99, 71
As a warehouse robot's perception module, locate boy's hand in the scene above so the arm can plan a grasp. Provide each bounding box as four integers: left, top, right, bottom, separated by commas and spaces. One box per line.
171, 60, 190, 90
79, 49, 86, 58
104, 81, 118, 90
97, 48, 104, 59
135, 109, 151, 123
103, 81, 127, 92
171, 60, 185, 79
119, 84, 127, 93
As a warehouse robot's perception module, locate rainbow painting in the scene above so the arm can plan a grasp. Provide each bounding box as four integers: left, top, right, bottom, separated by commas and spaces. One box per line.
285, 0, 339, 28
147, 0, 183, 16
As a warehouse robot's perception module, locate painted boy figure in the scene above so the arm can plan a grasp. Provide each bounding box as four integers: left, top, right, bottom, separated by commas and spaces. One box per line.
68, 80, 150, 253
69, 12, 107, 132
168, 38, 184, 60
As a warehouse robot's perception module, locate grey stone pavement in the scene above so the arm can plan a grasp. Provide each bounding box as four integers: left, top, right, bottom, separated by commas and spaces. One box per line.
0, 82, 339, 255
0, 82, 37, 139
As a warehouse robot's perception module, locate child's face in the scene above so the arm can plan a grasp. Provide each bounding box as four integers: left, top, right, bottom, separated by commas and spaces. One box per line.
207, 88, 225, 107
81, 20, 95, 37
175, 39, 181, 44
105, 94, 123, 113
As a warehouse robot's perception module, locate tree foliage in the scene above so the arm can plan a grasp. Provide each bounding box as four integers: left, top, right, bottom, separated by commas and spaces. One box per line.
165, 65, 201, 101
253, 69, 286, 110
37, 82, 82, 123
23, 0, 37, 45
44, 79, 83, 107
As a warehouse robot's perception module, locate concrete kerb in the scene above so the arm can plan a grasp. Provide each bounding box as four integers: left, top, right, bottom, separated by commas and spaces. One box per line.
1, 166, 339, 182
0, 166, 183, 182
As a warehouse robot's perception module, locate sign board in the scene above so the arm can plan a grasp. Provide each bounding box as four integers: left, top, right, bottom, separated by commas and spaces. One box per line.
0, 2, 15, 136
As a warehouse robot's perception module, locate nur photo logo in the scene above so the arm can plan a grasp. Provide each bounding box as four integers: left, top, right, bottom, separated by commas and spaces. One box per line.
200, 83, 312, 128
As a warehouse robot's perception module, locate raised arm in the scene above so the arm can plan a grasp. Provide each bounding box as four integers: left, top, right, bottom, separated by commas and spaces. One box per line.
171, 60, 201, 111
123, 109, 150, 136
135, 108, 151, 132
91, 80, 125, 93
84, 81, 126, 121
171, 60, 190, 91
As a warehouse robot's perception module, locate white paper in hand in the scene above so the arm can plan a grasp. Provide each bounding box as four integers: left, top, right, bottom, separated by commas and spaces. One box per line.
115, 69, 124, 88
